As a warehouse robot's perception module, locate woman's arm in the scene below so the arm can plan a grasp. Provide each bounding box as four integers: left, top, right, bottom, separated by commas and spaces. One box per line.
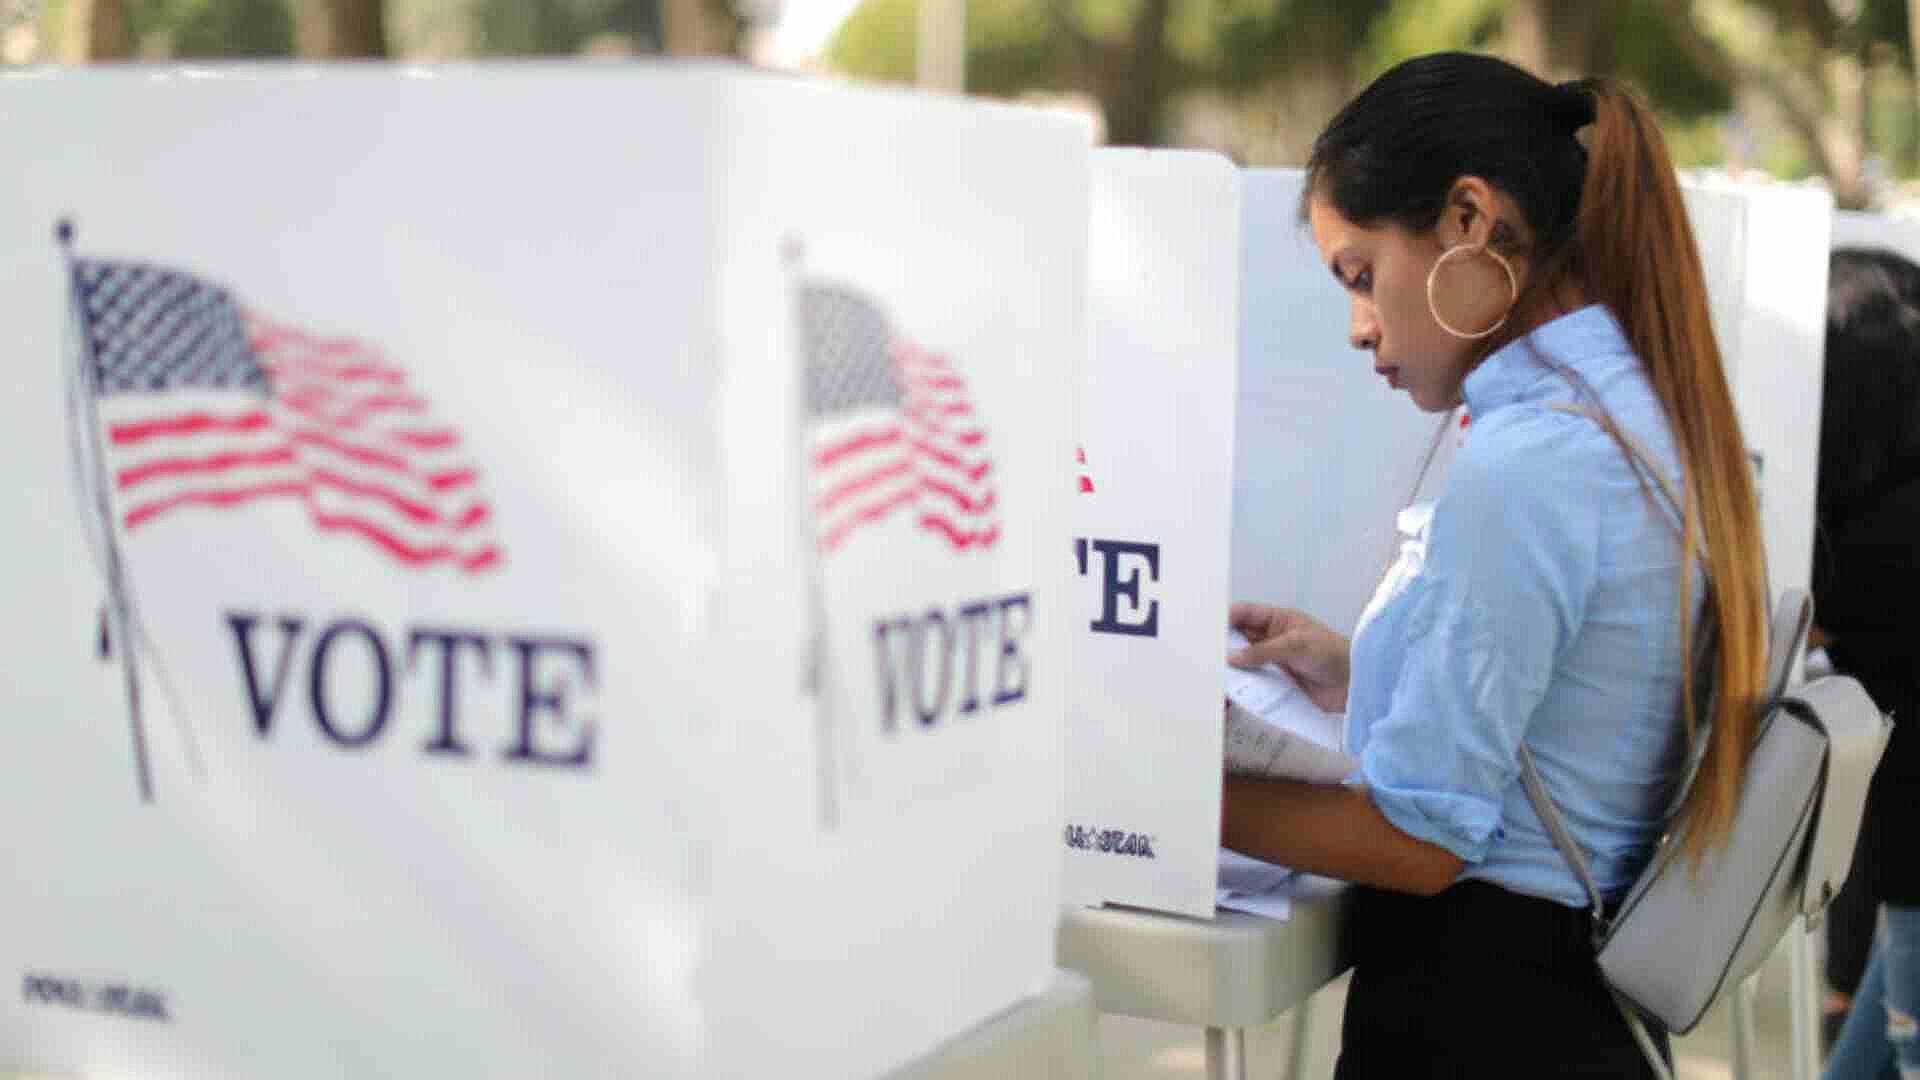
1221, 774, 1465, 896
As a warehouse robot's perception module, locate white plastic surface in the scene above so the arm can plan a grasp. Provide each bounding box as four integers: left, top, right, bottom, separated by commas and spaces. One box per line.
1065, 149, 1240, 918
1231, 170, 1455, 638
0, 64, 1088, 1080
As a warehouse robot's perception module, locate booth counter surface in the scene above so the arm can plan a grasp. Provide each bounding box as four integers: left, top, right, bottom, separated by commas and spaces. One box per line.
1058, 875, 1349, 1028
1058, 876, 1351, 1080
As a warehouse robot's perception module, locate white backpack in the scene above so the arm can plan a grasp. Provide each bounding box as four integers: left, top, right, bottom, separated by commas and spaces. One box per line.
1524, 405, 1892, 1075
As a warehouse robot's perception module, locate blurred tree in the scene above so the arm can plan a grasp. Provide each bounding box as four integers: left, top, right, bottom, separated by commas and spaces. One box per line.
1904, 0, 1920, 138
663, 0, 741, 54
1663, 0, 1912, 207
1502, 0, 1619, 79
473, 0, 664, 54
60, 0, 130, 58
1357, 0, 1728, 117
827, 0, 1919, 201
1355, 0, 1498, 77
125, 0, 293, 57
829, 0, 1392, 146
290, 0, 385, 55
828, 0, 1735, 158
1611, 0, 1734, 118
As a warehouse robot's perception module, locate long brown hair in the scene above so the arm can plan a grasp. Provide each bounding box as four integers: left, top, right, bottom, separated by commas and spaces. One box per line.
1306, 54, 1769, 863
1571, 82, 1768, 862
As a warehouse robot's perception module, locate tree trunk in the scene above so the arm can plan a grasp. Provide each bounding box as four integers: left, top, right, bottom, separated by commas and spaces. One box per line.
1826, 53, 1872, 209
291, 0, 387, 58
1097, 0, 1172, 146
1551, 1, 1619, 76
60, 0, 130, 61
663, 0, 743, 56
915, 0, 965, 92
1503, 0, 1549, 78
1907, 0, 1920, 174
662, 0, 710, 54
1505, 0, 1619, 81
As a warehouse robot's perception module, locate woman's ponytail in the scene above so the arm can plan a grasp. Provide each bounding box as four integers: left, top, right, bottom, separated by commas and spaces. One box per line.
1572, 81, 1770, 866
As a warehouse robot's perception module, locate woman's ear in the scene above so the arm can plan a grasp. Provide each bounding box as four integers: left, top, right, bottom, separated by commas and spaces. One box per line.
1438, 177, 1499, 249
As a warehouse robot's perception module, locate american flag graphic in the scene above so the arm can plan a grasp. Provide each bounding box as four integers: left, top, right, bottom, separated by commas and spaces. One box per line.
800, 283, 999, 554
72, 258, 502, 572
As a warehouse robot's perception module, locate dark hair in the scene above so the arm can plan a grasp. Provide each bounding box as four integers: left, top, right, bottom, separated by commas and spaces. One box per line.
1822, 248, 1920, 530
1303, 51, 1768, 864
1303, 52, 1590, 272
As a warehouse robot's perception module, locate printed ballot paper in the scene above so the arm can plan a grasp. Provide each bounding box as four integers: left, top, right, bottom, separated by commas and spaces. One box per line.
1217, 849, 1296, 920
1223, 629, 1358, 784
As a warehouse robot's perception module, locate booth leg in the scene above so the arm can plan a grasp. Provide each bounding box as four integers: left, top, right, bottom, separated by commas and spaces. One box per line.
1730, 974, 1757, 1080
1788, 917, 1819, 1080
1204, 1026, 1247, 1080
1283, 998, 1314, 1080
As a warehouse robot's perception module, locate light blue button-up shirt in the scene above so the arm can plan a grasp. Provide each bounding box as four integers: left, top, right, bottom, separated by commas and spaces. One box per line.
1344, 304, 1698, 908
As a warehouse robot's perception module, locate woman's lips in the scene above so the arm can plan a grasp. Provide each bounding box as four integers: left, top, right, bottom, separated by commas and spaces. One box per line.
1375, 365, 1400, 389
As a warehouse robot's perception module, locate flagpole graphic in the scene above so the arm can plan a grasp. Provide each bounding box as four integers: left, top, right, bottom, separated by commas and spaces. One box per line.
793, 261, 1002, 827
56, 223, 503, 803
59, 219, 153, 802
788, 242, 842, 832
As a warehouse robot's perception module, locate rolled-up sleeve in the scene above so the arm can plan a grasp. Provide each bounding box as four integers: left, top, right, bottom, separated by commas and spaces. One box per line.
1358, 411, 1601, 863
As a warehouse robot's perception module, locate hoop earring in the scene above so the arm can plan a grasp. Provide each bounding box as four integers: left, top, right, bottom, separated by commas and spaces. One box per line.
1427, 243, 1519, 341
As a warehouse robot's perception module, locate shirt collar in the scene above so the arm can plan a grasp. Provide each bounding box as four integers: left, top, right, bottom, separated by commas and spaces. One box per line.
1461, 304, 1636, 416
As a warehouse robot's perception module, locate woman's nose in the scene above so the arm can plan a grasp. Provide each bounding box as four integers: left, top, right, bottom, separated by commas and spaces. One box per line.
1349, 302, 1379, 351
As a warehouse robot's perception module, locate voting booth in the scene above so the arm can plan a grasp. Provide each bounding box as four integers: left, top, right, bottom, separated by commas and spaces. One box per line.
1681, 179, 1832, 598
1064, 149, 1240, 918
1062, 164, 1446, 920
1232, 169, 1457, 636
0, 65, 1086, 1079
1834, 208, 1920, 256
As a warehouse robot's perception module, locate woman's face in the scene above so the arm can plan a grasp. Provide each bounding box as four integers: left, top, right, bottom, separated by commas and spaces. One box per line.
1308, 195, 1504, 413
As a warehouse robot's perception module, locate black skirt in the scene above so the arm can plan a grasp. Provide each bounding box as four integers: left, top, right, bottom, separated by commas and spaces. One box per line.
1334, 881, 1668, 1078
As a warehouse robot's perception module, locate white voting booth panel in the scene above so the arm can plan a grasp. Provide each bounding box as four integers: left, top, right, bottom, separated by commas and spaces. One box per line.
697, 75, 1086, 1080
1681, 181, 1831, 599
1064, 150, 1239, 918
0, 66, 1085, 1080
1232, 169, 1453, 637
1063, 165, 1442, 921
1834, 209, 1920, 256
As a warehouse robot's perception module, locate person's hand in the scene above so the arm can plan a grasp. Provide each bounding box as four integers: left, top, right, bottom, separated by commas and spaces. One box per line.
1229, 603, 1351, 713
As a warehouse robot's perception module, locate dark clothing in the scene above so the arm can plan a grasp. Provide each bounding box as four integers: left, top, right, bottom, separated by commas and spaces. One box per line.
1815, 477, 1920, 906
1334, 882, 1666, 1078
1826, 842, 1880, 994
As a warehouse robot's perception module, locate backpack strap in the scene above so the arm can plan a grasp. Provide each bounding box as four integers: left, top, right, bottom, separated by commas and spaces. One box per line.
1765, 589, 1812, 702
1517, 403, 1709, 940
1518, 402, 1819, 1075
1541, 402, 1699, 555
1516, 743, 1609, 943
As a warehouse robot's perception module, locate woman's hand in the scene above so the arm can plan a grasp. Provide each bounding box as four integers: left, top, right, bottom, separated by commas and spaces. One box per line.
1228, 603, 1352, 713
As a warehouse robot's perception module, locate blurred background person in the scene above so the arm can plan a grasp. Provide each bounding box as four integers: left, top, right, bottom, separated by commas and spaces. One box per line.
1818, 247, 1920, 1078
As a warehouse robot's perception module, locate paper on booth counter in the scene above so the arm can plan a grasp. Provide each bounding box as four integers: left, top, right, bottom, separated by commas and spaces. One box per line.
1216, 849, 1294, 920
1218, 848, 1293, 893
1223, 630, 1358, 784
1216, 890, 1294, 920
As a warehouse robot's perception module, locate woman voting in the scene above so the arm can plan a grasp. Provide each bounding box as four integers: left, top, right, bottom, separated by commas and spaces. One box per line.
1221, 53, 1770, 1076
